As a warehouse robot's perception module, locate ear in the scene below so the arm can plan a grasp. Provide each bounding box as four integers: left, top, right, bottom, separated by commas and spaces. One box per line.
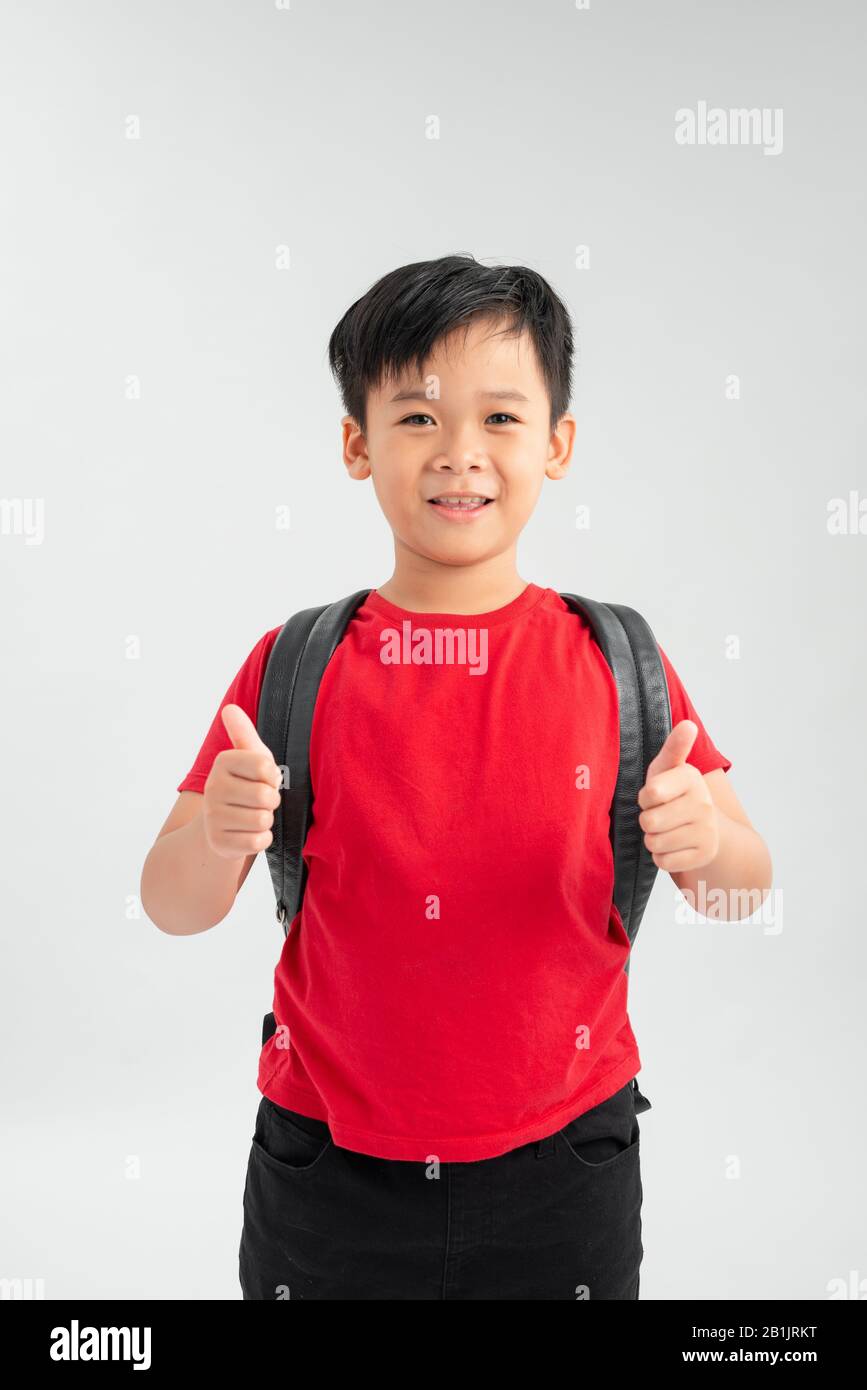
342, 416, 371, 480
545, 412, 577, 480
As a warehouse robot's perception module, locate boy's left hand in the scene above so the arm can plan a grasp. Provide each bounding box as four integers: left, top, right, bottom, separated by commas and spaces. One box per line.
637, 720, 720, 872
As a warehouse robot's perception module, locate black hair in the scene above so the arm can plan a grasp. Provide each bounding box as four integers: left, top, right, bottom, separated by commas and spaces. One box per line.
327, 253, 574, 436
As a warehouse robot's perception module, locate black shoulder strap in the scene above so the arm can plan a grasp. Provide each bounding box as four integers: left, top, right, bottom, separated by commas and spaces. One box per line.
559, 596, 671, 969
257, 590, 670, 969
257, 591, 371, 933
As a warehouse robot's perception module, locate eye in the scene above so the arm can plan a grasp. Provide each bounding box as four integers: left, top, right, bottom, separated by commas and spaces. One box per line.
397, 412, 520, 426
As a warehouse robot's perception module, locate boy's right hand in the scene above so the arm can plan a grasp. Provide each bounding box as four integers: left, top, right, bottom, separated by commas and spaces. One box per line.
202, 704, 283, 860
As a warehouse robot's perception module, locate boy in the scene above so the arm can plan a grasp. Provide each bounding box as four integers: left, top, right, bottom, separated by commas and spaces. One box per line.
140, 254, 772, 1301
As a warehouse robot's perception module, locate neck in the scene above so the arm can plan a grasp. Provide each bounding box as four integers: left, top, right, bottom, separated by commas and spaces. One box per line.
376, 549, 527, 615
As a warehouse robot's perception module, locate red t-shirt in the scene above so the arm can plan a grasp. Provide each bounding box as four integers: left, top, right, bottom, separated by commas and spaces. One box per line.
178, 583, 732, 1161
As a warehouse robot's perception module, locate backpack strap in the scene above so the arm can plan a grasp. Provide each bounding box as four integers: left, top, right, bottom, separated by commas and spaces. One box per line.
559, 595, 671, 969
257, 591, 372, 936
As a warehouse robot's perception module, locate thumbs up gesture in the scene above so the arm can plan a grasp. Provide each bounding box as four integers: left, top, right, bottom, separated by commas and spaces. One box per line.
201, 704, 283, 860
637, 720, 720, 872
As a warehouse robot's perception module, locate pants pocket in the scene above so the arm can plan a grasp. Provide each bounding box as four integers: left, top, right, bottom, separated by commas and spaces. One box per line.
253, 1096, 333, 1174
557, 1080, 640, 1169
239, 1099, 336, 1299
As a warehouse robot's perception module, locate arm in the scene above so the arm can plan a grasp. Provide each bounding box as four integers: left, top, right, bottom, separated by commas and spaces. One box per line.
140, 705, 281, 937
668, 768, 772, 920
140, 791, 257, 937
638, 722, 773, 922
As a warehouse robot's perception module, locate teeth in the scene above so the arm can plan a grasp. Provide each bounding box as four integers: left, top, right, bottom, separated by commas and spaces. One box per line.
433, 497, 487, 508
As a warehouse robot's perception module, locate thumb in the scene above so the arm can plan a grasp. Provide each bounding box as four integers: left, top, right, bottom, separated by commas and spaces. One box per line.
220, 702, 270, 754
645, 719, 698, 779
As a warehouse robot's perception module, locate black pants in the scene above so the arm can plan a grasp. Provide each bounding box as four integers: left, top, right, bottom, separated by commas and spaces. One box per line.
238, 1077, 650, 1300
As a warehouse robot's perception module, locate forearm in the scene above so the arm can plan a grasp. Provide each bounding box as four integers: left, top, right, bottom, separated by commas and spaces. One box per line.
140, 814, 247, 936
671, 809, 773, 921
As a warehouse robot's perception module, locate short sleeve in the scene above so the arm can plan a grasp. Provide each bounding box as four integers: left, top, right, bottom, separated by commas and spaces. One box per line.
656, 644, 732, 775
177, 627, 283, 794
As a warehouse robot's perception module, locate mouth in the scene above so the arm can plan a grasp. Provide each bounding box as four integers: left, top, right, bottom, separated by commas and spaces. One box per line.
428, 495, 495, 511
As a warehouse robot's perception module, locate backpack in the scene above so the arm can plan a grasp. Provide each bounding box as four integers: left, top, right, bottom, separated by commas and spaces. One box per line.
255, 591, 671, 1076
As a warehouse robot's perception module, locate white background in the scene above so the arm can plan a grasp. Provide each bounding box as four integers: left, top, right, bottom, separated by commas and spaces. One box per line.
1, 0, 864, 1298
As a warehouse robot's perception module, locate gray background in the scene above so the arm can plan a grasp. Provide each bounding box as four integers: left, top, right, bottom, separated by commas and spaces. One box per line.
2, 0, 864, 1300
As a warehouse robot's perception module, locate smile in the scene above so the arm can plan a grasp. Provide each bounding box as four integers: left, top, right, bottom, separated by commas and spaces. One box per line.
428, 496, 494, 519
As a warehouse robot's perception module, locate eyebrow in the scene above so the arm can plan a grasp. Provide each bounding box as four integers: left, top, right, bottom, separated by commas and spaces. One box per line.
389, 387, 532, 404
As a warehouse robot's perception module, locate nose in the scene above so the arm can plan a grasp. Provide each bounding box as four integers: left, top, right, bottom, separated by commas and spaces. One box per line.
431, 438, 490, 475
432, 456, 487, 475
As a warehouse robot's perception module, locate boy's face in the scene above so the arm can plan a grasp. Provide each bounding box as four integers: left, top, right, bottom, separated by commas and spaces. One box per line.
341, 315, 575, 573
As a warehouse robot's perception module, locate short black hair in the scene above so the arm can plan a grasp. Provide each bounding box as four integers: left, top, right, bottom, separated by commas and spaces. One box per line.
327, 253, 574, 436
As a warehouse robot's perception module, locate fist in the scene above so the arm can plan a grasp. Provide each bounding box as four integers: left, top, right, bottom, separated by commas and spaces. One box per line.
637, 720, 719, 872
202, 704, 282, 860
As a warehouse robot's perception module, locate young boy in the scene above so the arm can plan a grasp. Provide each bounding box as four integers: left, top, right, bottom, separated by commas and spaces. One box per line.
140, 254, 772, 1301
